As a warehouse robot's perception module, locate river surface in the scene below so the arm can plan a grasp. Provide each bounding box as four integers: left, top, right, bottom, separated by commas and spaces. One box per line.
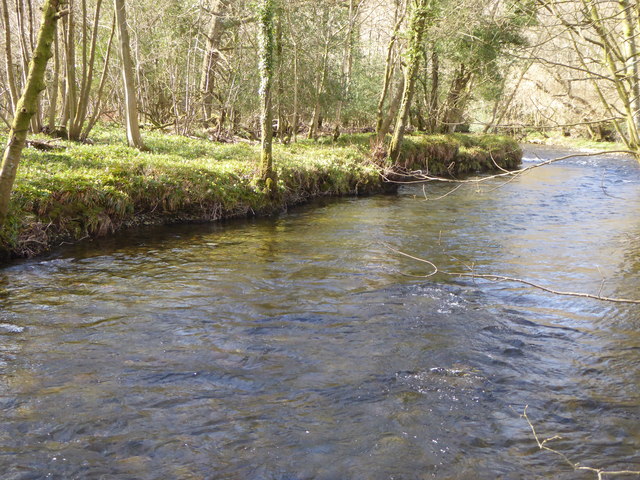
1, 145, 640, 479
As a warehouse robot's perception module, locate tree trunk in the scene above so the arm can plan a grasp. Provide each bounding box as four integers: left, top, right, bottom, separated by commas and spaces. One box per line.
439, 64, 472, 133
376, 6, 404, 140
333, 0, 358, 139
82, 13, 116, 140
291, 28, 299, 142
620, 0, 640, 130
63, 1, 77, 136
16, 0, 42, 133
0, 0, 61, 226
47, 28, 60, 131
307, 38, 330, 140
1, 0, 19, 115
199, 0, 230, 126
114, 0, 146, 150
388, 0, 430, 162
258, 0, 277, 195
427, 46, 439, 133
69, 0, 102, 140
379, 77, 404, 139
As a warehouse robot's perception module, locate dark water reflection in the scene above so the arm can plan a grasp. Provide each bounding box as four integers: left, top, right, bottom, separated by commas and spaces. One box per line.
1, 145, 640, 479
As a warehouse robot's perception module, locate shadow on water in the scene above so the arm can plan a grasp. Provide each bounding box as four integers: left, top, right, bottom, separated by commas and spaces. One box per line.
1, 146, 640, 479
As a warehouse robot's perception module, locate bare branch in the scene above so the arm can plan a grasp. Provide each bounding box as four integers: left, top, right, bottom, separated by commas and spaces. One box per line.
387, 247, 640, 305
519, 406, 640, 480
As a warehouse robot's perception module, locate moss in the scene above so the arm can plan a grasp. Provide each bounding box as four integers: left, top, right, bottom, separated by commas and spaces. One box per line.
394, 133, 522, 176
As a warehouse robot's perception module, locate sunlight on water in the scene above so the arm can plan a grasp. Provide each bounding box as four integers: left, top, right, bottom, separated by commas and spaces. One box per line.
0, 146, 639, 479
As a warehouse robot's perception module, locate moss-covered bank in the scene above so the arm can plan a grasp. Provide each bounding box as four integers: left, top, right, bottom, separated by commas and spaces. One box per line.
0, 126, 521, 260
392, 133, 522, 176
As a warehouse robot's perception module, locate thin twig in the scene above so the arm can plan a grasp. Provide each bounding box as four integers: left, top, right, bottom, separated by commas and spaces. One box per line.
382, 150, 636, 186
421, 183, 463, 201
519, 406, 640, 480
387, 246, 640, 305
384, 244, 438, 277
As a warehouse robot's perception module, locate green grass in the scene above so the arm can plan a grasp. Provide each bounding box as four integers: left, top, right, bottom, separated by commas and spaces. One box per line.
0, 125, 381, 258
0, 125, 520, 260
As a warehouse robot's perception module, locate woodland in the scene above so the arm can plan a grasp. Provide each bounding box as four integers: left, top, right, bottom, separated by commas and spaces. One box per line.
1, 0, 640, 255
2, 3, 640, 477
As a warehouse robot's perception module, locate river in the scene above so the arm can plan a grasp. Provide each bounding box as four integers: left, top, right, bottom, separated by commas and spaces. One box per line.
1, 145, 639, 479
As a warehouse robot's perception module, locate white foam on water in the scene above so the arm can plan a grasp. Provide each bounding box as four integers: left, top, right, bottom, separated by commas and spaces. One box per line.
0, 323, 25, 333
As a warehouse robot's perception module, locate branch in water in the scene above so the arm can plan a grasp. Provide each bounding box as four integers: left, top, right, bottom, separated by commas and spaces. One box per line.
381, 150, 636, 185
386, 246, 640, 305
518, 406, 640, 480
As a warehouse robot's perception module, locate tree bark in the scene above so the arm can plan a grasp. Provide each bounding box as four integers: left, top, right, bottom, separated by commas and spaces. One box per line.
199, 0, 230, 126
114, 0, 145, 150
258, 0, 277, 194
0, 0, 61, 226
427, 46, 439, 133
63, 1, 77, 135
307, 38, 330, 139
620, 0, 640, 130
1, 0, 19, 115
82, 13, 116, 140
388, 0, 430, 162
69, 0, 103, 140
47, 27, 60, 131
376, 6, 404, 140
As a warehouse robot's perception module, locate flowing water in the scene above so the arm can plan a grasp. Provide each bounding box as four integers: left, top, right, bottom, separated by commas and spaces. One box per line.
1, 145, 640, 479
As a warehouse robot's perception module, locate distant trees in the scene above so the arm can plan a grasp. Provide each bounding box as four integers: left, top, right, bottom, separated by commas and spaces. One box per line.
0, 0, 533, 143
529, 0, 640, 149
4, 0, 639, 155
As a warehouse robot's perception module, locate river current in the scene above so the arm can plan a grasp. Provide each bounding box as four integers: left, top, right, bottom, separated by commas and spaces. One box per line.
1, 145, 639, 479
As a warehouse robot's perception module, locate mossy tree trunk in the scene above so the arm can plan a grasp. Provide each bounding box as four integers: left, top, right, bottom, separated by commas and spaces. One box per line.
0, 0, 62, 227
258, 0, 277, 195
114, 0, 146, 150
387, 0, 431, 162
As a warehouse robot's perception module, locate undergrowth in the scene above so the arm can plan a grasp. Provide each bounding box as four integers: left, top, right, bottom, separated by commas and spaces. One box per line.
0, 125, 520, 260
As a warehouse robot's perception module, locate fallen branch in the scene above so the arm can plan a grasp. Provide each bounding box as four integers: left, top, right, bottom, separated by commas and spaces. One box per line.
519, 406, 640, 480
387, 245, 640, 305
382, 150, 636, 186
26, 139, 64, 151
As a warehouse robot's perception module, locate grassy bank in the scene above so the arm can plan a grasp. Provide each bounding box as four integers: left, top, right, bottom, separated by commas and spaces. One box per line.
393, 133, 522, 175
0, 126, 521, 260
522, 131, 627, 152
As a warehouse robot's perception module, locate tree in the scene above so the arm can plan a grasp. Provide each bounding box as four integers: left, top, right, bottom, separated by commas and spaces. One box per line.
388, 0, 431, 161
0, 0, 63, 226
1, 0, 19, 117
114, 0, 146, 150
258, 0, 277, 194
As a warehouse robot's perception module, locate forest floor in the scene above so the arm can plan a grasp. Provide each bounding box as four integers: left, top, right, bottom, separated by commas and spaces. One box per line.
0, 125, 521, 260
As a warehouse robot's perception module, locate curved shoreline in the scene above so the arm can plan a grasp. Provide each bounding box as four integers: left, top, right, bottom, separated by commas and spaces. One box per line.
0, 129, 521, 262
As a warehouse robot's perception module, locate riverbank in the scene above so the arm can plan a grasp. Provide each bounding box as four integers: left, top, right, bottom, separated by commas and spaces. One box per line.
0, 126, 521, 260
